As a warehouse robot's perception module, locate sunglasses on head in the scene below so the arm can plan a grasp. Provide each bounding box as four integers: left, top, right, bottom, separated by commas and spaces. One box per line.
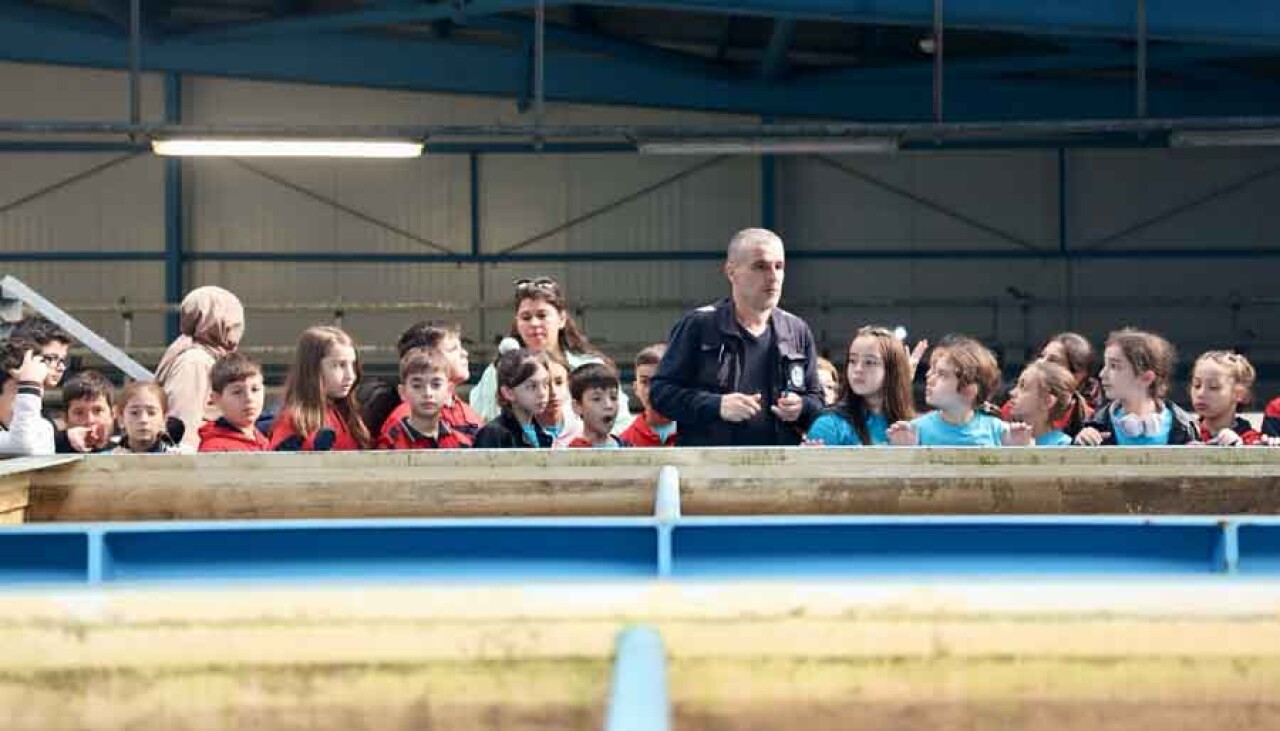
514, 277, 560, 295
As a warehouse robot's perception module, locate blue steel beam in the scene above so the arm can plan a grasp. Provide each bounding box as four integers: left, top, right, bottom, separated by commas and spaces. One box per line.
759, 18, 795, 80
174, 0, 542, 41
576, 0, 1280, 48
4, 20, 1280, 121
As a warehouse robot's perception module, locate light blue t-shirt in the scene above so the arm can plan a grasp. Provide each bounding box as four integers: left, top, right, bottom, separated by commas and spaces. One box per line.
1111, 406, 1173, 446
1035, 430, 1072, 447
807, 412, 889, 446
910, 411, 1006, 446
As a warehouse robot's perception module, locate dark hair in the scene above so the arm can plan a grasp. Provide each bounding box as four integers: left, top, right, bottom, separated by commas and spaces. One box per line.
931, 334, 1002, 406
210, 352, 263, 394
634, 343, 667, 370
1041, 332, 1101, 406
356, 380, 400, 438
396, 320, 461, 359
832, 325, 915, 444
0, 339, 34, 390
506, 277, 600, 358
118, 381, 168, 414
400, 348, 450, 381
63, 369, 114, 408
281, 325, 371, 448
1105, 328, 1175, 399
569, 362, 620, 402
495, 348, 550, 409
11, 316, 72, 348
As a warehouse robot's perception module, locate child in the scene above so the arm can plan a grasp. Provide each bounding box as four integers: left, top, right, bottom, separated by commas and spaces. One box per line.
198, 352, 270, 452
816, 356, 840, 407
540, 356, 583, 447
473, 348, 553, 449
269, 326, 371, 451
620, 343, 677, 447
1075, 328, 1198, 446
1001, 332, 1099, 435
373, 321, 482, 442
566, 363, 626, 448
1189, 351, 1267, 446
57, 369, 117, 453
11, 316, 73, 390
378, 349, 470, 449
1264, 397, 1280, 438
1003, 361, 1084, 446
0, 341, 54, 455
888, 335, 1008, 446
112, 381, 186, 454
807, 326, 915, 446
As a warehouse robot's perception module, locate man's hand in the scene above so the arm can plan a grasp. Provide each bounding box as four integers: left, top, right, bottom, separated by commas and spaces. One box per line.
67, 422, 112, 453
719, 393, 762, 422
770, 392, 804, 423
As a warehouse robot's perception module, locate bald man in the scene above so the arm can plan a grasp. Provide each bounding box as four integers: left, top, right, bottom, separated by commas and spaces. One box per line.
650, 228, 824, 446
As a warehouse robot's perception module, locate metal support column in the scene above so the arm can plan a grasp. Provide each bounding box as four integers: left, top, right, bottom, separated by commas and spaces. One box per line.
164, 73, 184, 341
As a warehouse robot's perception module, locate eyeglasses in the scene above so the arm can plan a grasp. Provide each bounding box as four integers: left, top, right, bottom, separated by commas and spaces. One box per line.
514, 277, 560, 295
37, 354, 68, 369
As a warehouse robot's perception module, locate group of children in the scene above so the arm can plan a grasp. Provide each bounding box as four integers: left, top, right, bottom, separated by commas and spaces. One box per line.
809, 326, 1279, 448
2, 311, 1277, 456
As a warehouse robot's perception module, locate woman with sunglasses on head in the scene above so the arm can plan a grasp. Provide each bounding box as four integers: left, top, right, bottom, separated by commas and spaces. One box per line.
468, 277, 632, 434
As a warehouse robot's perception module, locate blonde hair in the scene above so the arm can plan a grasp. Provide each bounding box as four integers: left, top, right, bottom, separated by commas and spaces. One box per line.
1193, 350, 1256, 407
1019, 360, 1086, 432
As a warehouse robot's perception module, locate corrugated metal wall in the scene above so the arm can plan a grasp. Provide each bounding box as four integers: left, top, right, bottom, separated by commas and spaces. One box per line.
2, 62, 1278, 395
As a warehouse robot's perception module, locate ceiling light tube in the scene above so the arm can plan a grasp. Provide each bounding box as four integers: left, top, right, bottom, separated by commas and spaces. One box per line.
152, 138, 424, 158
637, 137, 898, 155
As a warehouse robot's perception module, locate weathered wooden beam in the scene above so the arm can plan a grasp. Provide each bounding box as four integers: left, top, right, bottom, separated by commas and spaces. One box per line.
1, 581, 1278, 730
23, 448, 1280, 522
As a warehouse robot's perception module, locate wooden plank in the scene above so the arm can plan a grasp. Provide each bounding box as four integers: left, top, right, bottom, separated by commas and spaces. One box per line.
1, 581, 1279, 730
25, 447, 1280, 521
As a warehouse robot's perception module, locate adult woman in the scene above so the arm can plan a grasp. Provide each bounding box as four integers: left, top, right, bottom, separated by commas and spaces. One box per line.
155, 286, 245, 449
469, 277, 631, 434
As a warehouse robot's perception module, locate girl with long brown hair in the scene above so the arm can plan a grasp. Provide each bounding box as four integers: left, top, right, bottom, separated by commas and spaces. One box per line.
269, 326, 371, 451
805, 326, 916, 446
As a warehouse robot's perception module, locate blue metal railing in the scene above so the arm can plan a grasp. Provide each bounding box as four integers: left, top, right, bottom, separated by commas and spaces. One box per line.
604, 626, 670, 731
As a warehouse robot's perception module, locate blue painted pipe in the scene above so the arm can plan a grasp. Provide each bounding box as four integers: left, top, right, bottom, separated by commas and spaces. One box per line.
604, 626, 670, 731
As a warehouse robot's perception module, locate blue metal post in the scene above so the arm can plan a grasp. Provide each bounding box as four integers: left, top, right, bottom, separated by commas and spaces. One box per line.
164, 72, 183, 342
604, 626, 670, 731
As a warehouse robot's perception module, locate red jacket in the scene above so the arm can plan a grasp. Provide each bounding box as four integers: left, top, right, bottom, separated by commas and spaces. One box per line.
377, 416, 470, 450
383, 397, 482, 441
269, 405, 365, 451
199, 418, 270, 452
619, 412, 678, 447
1197, 416, 1265, 445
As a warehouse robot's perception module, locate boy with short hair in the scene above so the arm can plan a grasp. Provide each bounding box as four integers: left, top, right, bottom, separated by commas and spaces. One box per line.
620, 343, 677, 447
11, 316, 73, 390
888, 335, 1009, 446
0, 340, 54, 455
378, 349, 470, 449
566, 362, 627, 448
198, 352, 270, 452
374, 321, 483, 443
56, 369, 117, 453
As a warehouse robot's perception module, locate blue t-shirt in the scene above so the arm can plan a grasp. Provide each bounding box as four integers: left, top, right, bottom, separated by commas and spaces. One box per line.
910, 411, 1006, 446
807, 411, 889, 446
1112, 406, 1173, 446
1035, 430, 1072, 447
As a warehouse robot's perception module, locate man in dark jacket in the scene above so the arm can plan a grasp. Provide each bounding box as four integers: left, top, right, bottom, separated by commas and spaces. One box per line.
650, 228, 824, 446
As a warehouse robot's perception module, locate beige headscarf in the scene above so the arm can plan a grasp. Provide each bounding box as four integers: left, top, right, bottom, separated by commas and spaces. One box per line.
155, 286, 245, 379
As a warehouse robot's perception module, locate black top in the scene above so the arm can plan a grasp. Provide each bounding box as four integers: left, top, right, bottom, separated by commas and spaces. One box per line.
649, 297, 824, 447
473, 410, 553, 449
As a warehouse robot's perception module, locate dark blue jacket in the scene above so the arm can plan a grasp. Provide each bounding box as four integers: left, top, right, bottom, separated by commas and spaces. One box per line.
650, 297, 823, 446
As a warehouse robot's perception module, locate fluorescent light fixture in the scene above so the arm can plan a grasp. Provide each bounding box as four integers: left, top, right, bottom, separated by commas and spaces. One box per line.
637, 137, 898, 155
1169, 129, 1280, 149
152, 138, 424, 158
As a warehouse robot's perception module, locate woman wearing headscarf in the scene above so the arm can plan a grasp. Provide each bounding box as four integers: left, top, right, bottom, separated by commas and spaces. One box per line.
155, 286, 245, 449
